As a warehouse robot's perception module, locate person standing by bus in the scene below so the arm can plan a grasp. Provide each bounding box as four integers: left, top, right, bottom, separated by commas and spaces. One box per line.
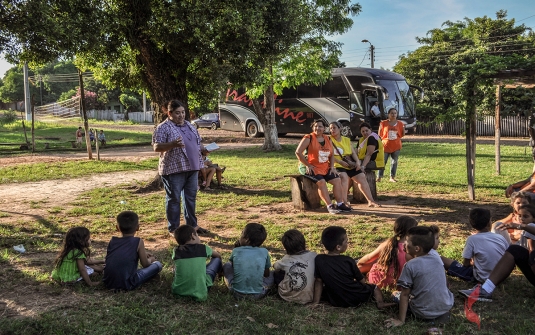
377, 108, 405, 183
153, 100, 209, 235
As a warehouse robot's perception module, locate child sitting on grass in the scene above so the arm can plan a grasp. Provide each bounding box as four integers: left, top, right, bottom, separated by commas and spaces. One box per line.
51, 226, 105, 286
385, 226, 454, 328
460, 204, 535, 302
273, 229, 317, 304
357, 216, 418, 288
441, 208, 508, 283
172, 225, 222, 301
492, 191, 531, 246
102, 211, 162, 291
312, 226, 394, 308
223, 223, 274, 299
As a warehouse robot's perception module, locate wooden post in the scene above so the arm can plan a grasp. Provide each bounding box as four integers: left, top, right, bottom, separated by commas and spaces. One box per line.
31, 94, 35, 152
495, 85, 501, 175
78, 70, 92, 159
95, 128, 100, 160
466, 90, 477, 201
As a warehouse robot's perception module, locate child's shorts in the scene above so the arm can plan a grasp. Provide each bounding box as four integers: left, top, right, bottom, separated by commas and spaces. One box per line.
446, 261, 474, 281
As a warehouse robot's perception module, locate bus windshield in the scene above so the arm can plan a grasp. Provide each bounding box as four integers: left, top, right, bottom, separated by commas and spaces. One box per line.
376, 80, 415, 118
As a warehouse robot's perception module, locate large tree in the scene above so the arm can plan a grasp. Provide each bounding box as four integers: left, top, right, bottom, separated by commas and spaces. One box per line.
240, 0, 361, 151
394, 11, 535, 200
394, 10, 535, 121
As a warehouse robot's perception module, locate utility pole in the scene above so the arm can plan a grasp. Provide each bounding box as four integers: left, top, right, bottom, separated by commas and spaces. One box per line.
361, 39, 375, 68
23, 63, 32, 120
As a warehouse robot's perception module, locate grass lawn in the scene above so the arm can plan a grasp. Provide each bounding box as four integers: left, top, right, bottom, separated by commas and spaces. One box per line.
0, 118, 152, 153
1, 142, 535, 334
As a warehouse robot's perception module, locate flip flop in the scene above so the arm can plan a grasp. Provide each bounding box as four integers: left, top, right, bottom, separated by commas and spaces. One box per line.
368, 203, 382, 208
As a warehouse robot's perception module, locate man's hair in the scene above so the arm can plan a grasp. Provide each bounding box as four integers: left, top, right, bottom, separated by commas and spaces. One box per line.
175, 225, 196, 245
407, 226, 434, 253
359, 122, 371, 130
167, 99, 185, 113
242, 223, 267, 247
469, 208, 491, 231
281, 229, 306, 255
116, 211, 139, 234
321, 226, 347, 252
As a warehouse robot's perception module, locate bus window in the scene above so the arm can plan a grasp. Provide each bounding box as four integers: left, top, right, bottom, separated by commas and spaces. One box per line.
297, 84, 321, 98
346, 76, 373, 91
396, 80, 415, 117
349, 92, 364, 114
322, 77, 348, 98
376, 80, 404, 117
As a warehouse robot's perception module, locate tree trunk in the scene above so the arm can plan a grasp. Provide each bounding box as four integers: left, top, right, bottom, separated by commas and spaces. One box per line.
252, 85, 282, 151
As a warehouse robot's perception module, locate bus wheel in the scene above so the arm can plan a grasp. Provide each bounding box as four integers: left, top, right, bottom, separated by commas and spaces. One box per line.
211, 122, 217, 130
340, 122, 353, 138
246, 121, 259, 137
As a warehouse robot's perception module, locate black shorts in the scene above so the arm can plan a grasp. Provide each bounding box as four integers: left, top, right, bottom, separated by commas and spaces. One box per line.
304, 171, 339, 183
336, 167, 363, 178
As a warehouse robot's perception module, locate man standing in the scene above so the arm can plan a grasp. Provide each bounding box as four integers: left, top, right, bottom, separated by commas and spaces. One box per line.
153, 100, 209, 235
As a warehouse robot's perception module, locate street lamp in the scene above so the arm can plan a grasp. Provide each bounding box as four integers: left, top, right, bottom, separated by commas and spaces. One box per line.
361, 39, 375, 68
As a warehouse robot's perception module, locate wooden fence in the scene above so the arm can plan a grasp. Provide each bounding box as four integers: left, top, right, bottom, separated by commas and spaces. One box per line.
86, 110, 153, 123
415, 115, 529, 137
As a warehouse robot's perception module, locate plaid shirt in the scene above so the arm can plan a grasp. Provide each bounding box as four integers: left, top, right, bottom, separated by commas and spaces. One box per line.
152, 119, 203, 175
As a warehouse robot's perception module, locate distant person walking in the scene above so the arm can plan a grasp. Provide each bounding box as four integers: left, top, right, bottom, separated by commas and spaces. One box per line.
75, 127, 83, 148
377, 108, 404, 182
152, 100, 209, 235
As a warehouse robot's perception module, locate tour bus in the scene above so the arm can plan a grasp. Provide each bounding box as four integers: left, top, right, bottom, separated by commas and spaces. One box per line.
219, 67, 423, 138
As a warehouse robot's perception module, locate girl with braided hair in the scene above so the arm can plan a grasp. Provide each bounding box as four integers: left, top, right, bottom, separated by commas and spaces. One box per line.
357, 216, 418, 288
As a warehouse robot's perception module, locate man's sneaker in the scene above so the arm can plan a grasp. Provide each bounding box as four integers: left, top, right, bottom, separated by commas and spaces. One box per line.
327, 204, 340, 214
458, 284, 493, 302
337, 203, 352, 212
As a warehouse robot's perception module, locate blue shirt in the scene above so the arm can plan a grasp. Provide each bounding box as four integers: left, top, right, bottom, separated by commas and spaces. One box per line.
229, 246, 271, 294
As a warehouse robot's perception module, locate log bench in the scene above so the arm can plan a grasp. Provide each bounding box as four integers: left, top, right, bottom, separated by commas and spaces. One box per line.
285, 174, 322, 210
351, 169, 379, 204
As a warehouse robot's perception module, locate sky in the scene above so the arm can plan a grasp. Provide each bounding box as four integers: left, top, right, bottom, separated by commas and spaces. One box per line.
0, 0, 533, 78
337, 0, 534, 70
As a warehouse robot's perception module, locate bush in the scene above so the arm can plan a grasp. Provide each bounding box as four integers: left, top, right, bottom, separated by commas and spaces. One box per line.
0, 109, 17, 124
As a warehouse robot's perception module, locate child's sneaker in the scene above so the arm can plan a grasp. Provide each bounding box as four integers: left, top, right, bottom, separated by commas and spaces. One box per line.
337, 203, 352, 212
458, 284, 493, 302
327, 204, 340, 214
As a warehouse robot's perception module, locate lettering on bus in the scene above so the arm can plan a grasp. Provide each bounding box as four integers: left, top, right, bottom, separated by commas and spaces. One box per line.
226, 89, 253, 106
275, 107, 306, 123
226, 89, 308, 123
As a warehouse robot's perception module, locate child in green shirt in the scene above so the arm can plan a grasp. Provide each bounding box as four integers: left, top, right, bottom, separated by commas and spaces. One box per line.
172, 225, 222, 301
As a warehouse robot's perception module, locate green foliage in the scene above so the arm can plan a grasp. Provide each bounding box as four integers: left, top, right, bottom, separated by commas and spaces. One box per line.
0, 66, 37, 102
394, 10, 535, 121
119, 94, 141, 113
0, 109, 17, 124
58, 89, 77, 102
